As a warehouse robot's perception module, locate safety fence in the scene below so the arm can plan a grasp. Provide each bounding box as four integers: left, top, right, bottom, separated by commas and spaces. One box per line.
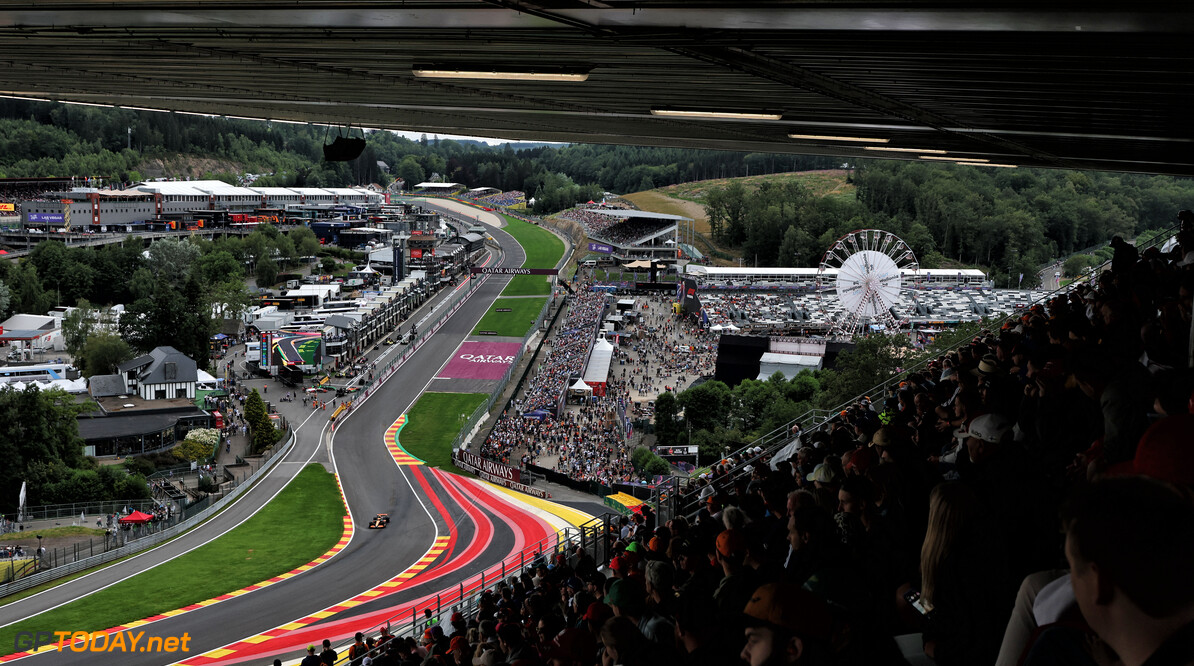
2, 498, 161, 527
0, 428, 297, 598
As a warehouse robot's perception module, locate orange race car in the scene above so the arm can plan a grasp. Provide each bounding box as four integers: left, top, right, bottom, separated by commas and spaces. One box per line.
368, 513, 390, 529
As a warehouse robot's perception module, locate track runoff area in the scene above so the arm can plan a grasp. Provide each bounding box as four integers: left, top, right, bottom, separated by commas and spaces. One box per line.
0, 202, 593, 666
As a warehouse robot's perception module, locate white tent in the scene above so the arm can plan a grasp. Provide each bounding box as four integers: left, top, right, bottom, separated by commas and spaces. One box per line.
582, 339, 615, 385
196, 369, 222, 389
710, 324, 725, 332
568, 378, 592, 393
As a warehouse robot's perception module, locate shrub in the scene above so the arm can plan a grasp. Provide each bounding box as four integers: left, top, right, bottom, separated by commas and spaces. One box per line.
174, 428, 219, 462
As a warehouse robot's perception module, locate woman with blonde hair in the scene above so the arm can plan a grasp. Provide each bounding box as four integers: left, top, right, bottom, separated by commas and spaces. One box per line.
917, 481, 1012, 666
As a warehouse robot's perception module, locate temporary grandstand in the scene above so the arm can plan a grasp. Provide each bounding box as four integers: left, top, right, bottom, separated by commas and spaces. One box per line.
560, 207, 685, 258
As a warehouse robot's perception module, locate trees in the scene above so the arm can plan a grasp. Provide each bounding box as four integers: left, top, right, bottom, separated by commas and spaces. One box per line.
1063, 254, 1096, 278
61, 299, 97, 358
79, 331, 133, 377
244, 389, 280, 454
175, 428, 219, 462
255, 256, 279, 287
146, 237, 201, 287
676, 381, 731, 433
0, 385, 94, 511
816, 333, 911, 409
653, 391, 679, 448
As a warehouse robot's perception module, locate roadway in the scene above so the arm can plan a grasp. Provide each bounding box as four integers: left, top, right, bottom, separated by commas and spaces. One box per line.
0, 208, 552, 665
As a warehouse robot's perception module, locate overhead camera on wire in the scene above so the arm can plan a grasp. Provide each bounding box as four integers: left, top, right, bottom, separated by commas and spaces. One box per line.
322, 123, 367, 162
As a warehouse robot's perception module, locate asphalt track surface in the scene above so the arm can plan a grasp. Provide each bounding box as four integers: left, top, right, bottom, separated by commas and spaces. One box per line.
0, 205, 575, 665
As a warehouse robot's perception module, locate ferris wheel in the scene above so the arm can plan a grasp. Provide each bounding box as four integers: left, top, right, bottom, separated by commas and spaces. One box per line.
816, 229, 919, 337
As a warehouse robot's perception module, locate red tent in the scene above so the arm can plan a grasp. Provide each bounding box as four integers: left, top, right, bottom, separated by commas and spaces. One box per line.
119, 510, 154, 524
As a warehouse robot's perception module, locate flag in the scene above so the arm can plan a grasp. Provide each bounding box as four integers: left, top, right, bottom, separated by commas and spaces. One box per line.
1018, 273, 1024, 285
17, 481, 26, 521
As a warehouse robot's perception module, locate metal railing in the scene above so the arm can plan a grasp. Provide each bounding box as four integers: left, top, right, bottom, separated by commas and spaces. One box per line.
3, 499, 160, 526
0, 428, 297, 598
672, 224, 1181, 519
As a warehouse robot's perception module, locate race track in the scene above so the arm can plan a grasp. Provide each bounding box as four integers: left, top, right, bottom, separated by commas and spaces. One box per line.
1, 205, 590, 666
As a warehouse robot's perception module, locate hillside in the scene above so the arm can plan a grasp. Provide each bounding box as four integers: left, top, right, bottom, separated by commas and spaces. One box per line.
622, 170, 855, 264
137, 155, 245, 181
657, 169, 855, 203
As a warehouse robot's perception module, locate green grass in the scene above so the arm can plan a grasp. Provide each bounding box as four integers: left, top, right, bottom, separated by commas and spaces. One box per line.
496, 214, 565, 296
0, 526, 106, 543
472, 298, 548, 337
401, 393, 489, 471
0, 464, 343, 656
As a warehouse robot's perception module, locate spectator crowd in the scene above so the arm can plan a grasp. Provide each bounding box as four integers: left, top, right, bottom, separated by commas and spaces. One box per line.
295, 214, 1194, 666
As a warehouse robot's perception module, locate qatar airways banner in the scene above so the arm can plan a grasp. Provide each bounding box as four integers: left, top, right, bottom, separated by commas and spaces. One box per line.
456, 449, 521, 483
438, 341, 522, 380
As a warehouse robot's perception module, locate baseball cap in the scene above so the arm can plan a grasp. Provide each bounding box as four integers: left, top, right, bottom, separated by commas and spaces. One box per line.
451, 611, 463, 624
805, 463, 838, 484
844, 447, 876, 474
743, 582, 833, 642
608, 555, 627, 571
716, 529, 747, 557
1107, 414, 1194, 486
307, 645, 316, 653
959, 413, 1013, 444
582, 601, 614, 623
648, 536, 663, 552
450, 636, 469, 653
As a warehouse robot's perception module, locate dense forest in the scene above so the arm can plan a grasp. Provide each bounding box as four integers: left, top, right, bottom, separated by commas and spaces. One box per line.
701, 163, 1194, 286
0, 99, 828, 214
3, 99, 1192, 285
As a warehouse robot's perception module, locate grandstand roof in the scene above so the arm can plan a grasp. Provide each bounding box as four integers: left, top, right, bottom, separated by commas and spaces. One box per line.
250, 187, 301, 196
415, 182, 461, 189
469, 187, 500, 194
592, 209, 691, 222
2, 3, 1188, 176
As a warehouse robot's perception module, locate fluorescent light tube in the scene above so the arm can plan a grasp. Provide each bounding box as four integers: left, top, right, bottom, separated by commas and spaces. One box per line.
651, 109, 782, 121
864, 146, 948, 154
789, 134, 889, 143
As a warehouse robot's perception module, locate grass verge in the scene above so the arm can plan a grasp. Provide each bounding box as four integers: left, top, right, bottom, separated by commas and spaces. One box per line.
401, 393, 489, 471
0, 464, 343, 656
497, 215, 565, 296
472, 298, 548, 337
0, 526, 106, 543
